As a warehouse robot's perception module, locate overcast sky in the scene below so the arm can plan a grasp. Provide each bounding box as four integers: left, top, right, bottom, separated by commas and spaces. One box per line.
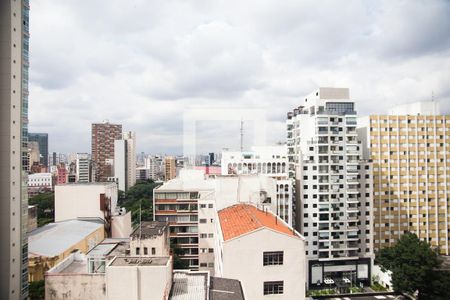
29, 0, 450, 155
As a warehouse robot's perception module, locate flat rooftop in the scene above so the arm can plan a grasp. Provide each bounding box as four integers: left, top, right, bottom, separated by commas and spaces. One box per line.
57, 182, 116, 186
210, 277, 244, 300
109, 256, 169, 267
130, 221, 168, 238
314, 294, 402, 300
29, 219, 104, 257
87, 238, 129, 258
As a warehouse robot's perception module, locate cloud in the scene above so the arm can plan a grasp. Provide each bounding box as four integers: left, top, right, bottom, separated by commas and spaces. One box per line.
28, 0, 450, 154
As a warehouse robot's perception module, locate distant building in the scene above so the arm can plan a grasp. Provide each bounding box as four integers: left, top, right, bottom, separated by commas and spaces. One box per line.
164, 156, 177, 181
114, 131, 136, 191
76, 153, 91, 183
56, 164, 68, 185
28, 219, 105, 282
221, 145, 293, 226
92, 122, 122, 182
28, 141, 40, 170
359, 101, 450, 255
28, 172, 53, 196
135, 166, 150, 181
216, 204, 305, 299
29, 132, 49, 167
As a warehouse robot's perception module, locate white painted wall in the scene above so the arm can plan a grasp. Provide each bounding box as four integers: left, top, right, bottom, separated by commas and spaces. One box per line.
111, 212, 132, 238
55, 183, 118, 222
222, 228, 306, 300
105, 258, 172, 300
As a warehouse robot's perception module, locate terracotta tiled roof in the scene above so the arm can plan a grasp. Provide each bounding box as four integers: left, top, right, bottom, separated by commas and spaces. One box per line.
218, 204, 297, 241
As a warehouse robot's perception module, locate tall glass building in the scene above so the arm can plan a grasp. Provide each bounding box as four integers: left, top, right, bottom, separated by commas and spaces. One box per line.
0, 0, 30, 298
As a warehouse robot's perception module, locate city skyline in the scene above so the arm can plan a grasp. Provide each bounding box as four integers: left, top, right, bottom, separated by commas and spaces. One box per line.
28, 0, 450, 154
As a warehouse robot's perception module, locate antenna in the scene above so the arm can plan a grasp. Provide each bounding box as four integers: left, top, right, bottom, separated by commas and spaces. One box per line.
240, 119, 244, 152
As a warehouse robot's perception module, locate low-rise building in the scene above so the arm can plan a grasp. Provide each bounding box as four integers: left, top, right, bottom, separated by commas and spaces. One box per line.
28, 205, 37, 232
28, 219, 105, 281
216, 204, 306, 299
129, 221, 170, 257
28, 172, 53, 196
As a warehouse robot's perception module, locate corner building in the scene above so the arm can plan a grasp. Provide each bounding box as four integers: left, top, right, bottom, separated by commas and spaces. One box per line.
287, 88, 373, 289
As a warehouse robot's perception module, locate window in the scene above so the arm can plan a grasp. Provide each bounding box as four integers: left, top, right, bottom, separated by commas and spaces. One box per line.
208, 204, 213, 208
263, 251, 284, 266
144, 247, 148, 255
200, 204, 206, 208
136, 247, 140, 255
152, 247, 156, 255
264, 281, 284, 295
199, 219, 207, 223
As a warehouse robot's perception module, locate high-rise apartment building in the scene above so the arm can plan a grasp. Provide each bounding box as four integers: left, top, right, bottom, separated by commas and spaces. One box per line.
28, 132, 48, 167
164, 156, 177, 181
221, 146, 293, 226
287, 88, 373, 289
359, 101, 450, 255
114, 131, 136, 191
0, 0, 30, 298
76, 153, 91, 183
91, 122, 122, 182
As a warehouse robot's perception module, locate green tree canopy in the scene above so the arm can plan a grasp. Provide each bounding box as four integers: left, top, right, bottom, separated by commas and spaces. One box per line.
376, 232, 450, 300
28, 192, 54, 227
119, 180, 160, 225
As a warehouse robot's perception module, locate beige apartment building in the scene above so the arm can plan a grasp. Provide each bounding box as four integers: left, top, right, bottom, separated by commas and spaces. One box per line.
359, 102, 450, 254
164, 156, 177, 181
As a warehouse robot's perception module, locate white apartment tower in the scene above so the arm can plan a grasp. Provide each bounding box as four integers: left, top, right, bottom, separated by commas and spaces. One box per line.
76, 153, 91, 183
114, 131, 136, 191
221, 146, 293, 226
0, 0, 30, 298
287, 88, 373, 289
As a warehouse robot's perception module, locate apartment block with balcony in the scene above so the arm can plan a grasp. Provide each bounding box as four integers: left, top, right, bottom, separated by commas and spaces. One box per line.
153, 169, 216, 273
359, 101, 450, 255
287, 88, 373, 289
91, 122, 122, 182
221, 146, 293, 226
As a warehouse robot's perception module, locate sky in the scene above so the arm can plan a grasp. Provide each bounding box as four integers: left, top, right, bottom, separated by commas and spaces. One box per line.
29, 0, 450, 155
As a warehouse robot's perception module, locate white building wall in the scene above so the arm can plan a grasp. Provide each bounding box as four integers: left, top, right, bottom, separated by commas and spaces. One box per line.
111, 212, 132, 238
114, 140, 126, 191
55, 183, 118, 222
222, 228, 305, 300
28, 173, 52, 188
76, 153, 90, 183
105, 258, 172, 300
221, 146, 293, 225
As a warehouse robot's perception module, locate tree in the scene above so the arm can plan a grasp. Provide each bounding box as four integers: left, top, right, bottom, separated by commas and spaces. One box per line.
28, 192, 54, 227
120, 180, 160, 225
172, 244, 189, 269
376, 232, 450, 299
29, 280, 45, 300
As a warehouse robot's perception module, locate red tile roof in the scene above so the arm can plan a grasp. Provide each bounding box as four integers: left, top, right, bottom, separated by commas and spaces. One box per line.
218, 204, 297, 241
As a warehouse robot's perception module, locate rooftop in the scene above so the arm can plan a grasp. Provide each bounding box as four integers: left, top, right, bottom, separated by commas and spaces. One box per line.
130, 221, 168, 238
87, 238, 129, 258
209, 277, 245, 300
109, 256, 169, 267
29, 219, 104, 257
170, 271, 208, 300
218, 204, 300, 241
57, 182, 116, 186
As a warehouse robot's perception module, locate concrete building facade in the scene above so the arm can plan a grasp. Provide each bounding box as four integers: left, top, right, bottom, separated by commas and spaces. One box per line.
359, 101, 450, 254
0, 1, 30, 297
76, 153, 91, 183
164, 156, 177, 181
114, 131, 136, 191
287, 88, 373, 288
28, 132, 48, 167
92, 122, 122, 182
221, 146, 293, 226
